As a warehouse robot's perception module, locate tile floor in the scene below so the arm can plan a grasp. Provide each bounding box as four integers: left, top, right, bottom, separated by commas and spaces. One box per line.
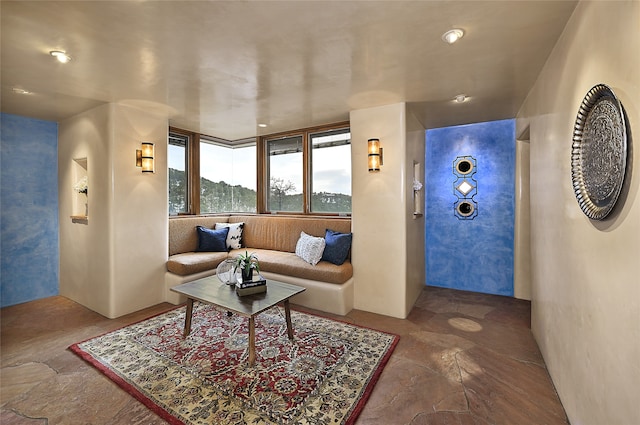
1, 287, 568, 424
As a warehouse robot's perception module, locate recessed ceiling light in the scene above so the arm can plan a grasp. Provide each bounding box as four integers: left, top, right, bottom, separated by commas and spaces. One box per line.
50, 50, 72, 63
12, 88, 32, 95
258, 123, 268, 128
454, 94, 467, 103
442, 29, 465, 44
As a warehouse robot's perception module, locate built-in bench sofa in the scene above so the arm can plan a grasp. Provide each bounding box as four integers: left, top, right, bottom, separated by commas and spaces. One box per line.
165, 215, 353, 315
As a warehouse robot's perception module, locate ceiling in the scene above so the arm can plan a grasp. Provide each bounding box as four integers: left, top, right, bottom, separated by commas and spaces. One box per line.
1, 1, 577, 142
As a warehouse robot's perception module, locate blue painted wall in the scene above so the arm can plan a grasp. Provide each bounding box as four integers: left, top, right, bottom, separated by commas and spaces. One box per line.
1, 113, 59, 307
425, 119, 515, 296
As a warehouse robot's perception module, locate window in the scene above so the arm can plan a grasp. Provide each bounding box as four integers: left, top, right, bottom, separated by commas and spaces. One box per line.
266, 135, 303, 212
170, 122, 349, 216
310, 128, 351, 213
168, 132, 189, 215
260, 123, 351, 215
168, 129, 256, 215
200, 138, 256, 213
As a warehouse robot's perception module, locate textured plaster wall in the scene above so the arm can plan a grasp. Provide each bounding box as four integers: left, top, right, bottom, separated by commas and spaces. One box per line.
405, 108, 427, 313
425, 119, 515, 296
59, 103, 168, 318
351, 102, 423, 319
1, 113, 59, 307
58, 104, 111, 314
516, 1, 640, 424
514, 140, 531, 300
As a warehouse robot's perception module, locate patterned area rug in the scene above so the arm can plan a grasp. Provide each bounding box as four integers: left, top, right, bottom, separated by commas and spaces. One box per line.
70, 304, 398, 424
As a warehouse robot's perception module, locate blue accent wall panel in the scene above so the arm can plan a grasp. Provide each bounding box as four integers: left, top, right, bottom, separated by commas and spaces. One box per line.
425, 119, 515, 296
1, 113, 59, 307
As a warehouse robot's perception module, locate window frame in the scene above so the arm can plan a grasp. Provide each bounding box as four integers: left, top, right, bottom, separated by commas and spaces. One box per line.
309, 127, 352, 214
169, 127, 259, 216
168, 127, 198, 216
264, 133, 305, 213
257, 121, 350, 216
199, 135, 258, 214
170, 121, 350, 217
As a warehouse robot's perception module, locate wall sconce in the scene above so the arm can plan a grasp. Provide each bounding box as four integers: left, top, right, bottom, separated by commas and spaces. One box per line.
368, 138, 383, 172
136, 142, 155, 173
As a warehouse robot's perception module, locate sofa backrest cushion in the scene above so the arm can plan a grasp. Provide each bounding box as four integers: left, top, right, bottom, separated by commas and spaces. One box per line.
169, 215, 352, 257
169, 216, 229, 256
229, 215, 351, 255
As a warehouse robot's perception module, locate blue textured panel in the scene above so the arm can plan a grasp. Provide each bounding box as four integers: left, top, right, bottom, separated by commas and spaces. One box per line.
1, 113, 59, 307
425, 119, 515, 296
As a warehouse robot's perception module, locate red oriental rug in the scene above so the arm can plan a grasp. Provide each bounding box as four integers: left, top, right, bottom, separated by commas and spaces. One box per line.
70, 304, 398, 424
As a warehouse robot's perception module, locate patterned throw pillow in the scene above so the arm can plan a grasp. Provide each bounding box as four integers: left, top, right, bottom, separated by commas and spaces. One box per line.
195, 226, 229, 252
321, 229, 352, 265
295, 231, 326, 265
215, 222, 244, 250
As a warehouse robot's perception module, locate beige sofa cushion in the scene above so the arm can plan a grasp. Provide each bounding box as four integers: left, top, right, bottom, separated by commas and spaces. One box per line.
167, 252, 229, 276
169, 216, 229, 256
229, 248, 352, 284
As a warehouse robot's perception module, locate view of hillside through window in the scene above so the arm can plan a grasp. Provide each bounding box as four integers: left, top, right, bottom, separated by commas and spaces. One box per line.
200, 140, 257, 213
267, 135, 303, 212
168, 127, 351, 215
266, 128, 351, 213
310, 129, 351, 213
168, 133, 188, 215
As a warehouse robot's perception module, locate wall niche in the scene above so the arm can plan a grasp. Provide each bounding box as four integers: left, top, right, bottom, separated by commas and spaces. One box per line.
71, 157, 88, 222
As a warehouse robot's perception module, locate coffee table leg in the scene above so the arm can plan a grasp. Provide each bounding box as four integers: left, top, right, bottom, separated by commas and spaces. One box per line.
184, 298, 194, 338
284, 299, 294, 340
248, 316, 256, 367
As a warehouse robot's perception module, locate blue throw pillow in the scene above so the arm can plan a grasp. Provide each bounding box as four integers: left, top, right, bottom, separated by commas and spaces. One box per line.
196, 226, 229, 252
321, 229, 352, 265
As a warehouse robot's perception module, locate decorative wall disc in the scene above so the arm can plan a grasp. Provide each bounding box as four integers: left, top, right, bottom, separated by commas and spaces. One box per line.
455, 158, 474, 175
455, 199, 478, 219
571, 84, 627, 220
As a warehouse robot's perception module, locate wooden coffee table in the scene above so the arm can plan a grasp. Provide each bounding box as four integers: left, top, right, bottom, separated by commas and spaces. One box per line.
170, 276, 305, 366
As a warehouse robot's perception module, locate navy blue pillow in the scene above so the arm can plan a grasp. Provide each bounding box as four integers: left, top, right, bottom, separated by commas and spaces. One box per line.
196, 226, 229, 252
321, 229, 352, 265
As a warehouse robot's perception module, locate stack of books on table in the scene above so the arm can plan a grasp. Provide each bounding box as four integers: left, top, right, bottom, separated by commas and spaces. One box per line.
236, 276, 267, 296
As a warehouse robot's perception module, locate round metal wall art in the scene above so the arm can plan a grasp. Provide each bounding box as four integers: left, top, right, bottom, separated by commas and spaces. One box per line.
571, 84, 627, 220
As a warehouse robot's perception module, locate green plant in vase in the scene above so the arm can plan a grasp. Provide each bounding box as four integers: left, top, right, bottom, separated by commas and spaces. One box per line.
235, 251, 260, 282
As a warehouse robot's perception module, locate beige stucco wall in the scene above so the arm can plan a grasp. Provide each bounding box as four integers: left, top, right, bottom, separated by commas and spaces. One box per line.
514, 140, 531, 300
59, 104, 112, 314
405, 107, 427, 312
59, 103, 169, 318
516, 1, 639, 424
350, 102, 424, 318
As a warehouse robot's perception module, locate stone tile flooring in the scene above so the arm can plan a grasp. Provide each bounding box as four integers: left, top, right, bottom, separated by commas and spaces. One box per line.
1, 287, 568, 424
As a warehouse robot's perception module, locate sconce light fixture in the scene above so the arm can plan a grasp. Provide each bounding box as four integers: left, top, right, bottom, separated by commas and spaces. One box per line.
368, 138, 383, 172
136, 142, 155, 173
